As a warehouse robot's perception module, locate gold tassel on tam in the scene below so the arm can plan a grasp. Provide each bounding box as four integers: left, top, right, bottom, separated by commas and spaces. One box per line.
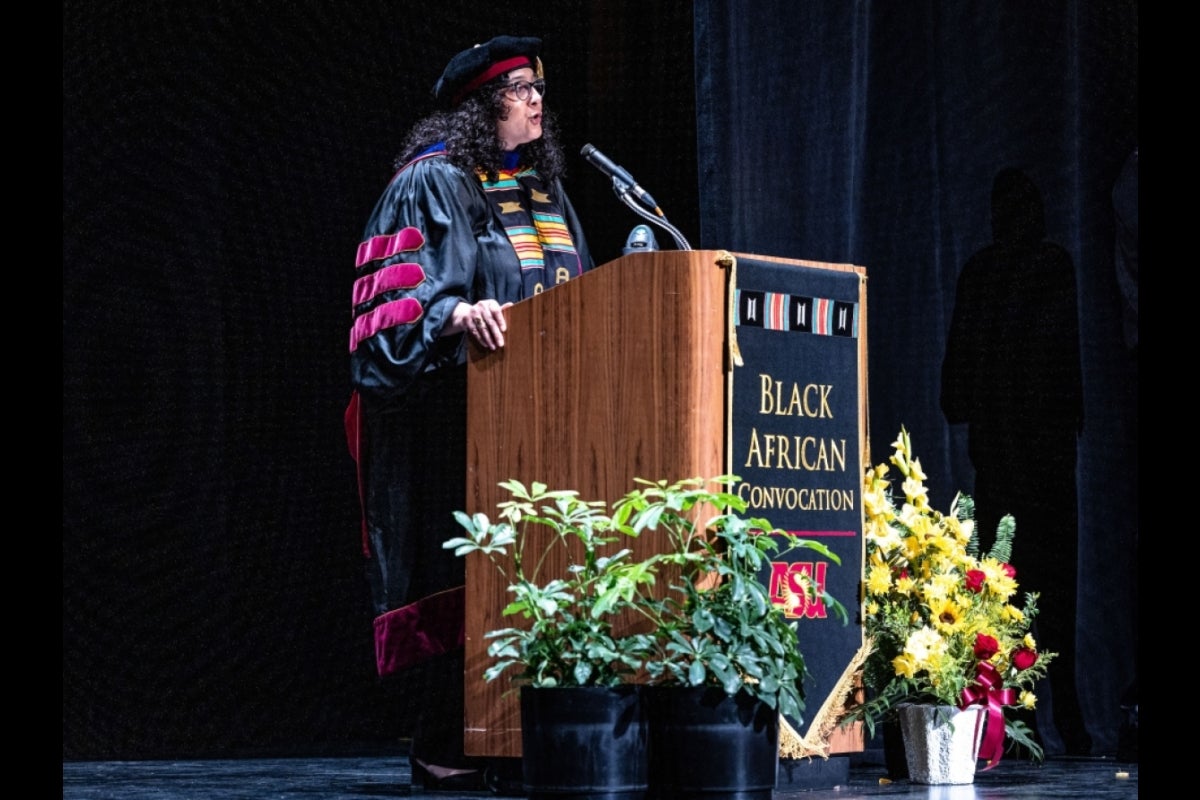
778, 639, 874, 760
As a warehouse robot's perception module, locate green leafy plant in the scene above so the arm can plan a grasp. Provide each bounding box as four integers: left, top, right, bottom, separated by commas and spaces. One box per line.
444, 479, 657, 688
612, 476, 848, 724
446, 475, 848, 727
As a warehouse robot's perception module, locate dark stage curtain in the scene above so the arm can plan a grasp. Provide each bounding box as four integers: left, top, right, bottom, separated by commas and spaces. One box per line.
694, 0, 1137, 755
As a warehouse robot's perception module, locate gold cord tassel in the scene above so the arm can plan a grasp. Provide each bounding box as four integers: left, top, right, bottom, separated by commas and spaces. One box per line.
717, 251, 743, 368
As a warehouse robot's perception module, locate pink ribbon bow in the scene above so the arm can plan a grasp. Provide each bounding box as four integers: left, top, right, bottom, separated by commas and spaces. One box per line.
959, 661, 1017, 770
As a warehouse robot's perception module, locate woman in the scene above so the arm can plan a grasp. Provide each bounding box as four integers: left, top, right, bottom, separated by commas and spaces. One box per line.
346, 35, 592, 787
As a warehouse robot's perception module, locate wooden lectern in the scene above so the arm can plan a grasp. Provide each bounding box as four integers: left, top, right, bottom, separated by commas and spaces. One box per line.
463, 250, 866, 758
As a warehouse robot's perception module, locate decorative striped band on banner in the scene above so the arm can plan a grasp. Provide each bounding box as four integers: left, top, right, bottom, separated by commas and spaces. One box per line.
734, 289, 859, 338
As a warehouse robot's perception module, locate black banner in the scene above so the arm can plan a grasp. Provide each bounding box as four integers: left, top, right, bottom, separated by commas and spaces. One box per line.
730, 256, 865, 737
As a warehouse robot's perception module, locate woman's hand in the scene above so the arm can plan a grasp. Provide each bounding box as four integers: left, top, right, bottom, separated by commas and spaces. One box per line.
448, 299, 512, 351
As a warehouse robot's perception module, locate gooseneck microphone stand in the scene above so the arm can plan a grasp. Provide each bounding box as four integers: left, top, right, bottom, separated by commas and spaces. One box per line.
609, 175, 692, 251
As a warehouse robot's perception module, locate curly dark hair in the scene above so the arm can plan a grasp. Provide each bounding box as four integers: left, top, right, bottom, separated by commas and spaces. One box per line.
395, 74, 567, 184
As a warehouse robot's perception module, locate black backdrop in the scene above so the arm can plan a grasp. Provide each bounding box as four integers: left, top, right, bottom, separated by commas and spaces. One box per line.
63, 1, 1136, 760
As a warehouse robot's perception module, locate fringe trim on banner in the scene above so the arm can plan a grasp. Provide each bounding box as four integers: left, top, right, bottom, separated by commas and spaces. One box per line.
778, 638, 874, 760
716, 250, 743, 367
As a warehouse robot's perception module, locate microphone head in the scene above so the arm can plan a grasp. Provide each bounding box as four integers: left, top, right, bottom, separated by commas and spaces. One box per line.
622, 224, 659, 255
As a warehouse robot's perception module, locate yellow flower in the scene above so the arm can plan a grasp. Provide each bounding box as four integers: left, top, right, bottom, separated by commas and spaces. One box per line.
907, 457, 928, 483
944, 513, 973, 546
930, 598, 964, 633
865, 521, 904, 556
902, 476, 930, 510
892, 652, 918, 679
866, 600, 879, 617
862, 482, 893, 519
904, 626, 947, 669
928, 572, 959, 601
1020, 690, 1038, 710
864, 516, 892, 542
923, 647, 949, 677
898, 503, 932, 536
980, 558, 1018, 601
1023, 633, 1037, 650
900, 536, 922, 564
1001, 605, 1026, 624
925, 532, 956, 556
866, 563, 892, 595
895, 574, 917, 596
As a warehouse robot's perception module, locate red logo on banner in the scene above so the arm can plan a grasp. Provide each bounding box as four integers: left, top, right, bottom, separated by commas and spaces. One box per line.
768, 560, 831, 619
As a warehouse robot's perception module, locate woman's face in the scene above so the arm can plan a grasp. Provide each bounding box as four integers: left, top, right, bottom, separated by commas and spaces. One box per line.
495, 67, 544, 150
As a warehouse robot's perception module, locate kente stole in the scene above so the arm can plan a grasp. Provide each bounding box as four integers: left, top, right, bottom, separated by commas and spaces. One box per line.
479, 166, 583, 297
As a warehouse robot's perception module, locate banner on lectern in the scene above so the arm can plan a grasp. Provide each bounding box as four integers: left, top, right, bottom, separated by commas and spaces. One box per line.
728, 254, 866, 742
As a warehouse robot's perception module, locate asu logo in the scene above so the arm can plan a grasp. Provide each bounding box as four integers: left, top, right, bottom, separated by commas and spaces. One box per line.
768, 560, 831, 619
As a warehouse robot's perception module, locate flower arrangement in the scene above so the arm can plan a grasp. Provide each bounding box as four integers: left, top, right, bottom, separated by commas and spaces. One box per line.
850, 427, 1055, 767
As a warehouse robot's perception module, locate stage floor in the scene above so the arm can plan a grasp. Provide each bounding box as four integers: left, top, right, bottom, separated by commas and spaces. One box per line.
63, 751, 1137, 800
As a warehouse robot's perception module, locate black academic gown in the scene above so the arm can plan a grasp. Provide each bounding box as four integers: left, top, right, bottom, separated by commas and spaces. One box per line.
346, 148, 593, 678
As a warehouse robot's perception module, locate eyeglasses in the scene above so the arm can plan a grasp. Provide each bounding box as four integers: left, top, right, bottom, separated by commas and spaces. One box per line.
499, 78, 546, 102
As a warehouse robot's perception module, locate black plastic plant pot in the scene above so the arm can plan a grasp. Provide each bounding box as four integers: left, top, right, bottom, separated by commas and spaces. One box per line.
645, 685, 779, 800
520, 685, 650, 800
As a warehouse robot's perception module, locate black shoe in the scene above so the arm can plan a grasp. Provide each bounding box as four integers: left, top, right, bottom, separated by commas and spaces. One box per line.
482, 758, 524, 796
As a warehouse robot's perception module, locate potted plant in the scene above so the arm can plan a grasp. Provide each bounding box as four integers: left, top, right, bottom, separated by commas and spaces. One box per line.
846, 427, 1055, 785
610, 477, 847, 800
445, 479, 658, 800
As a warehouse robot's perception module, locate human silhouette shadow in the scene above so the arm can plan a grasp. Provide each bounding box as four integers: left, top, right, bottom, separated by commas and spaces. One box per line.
941, 168, 1089, 756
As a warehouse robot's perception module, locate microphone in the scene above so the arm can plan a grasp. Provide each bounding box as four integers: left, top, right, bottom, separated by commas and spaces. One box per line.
580, 143, 662, 216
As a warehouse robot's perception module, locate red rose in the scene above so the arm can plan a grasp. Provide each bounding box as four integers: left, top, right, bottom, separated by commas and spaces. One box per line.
974, 633, 1000, 660
1012, 647, 1038, 671
965, 569, 986, 593
1001, 563, 1017, 579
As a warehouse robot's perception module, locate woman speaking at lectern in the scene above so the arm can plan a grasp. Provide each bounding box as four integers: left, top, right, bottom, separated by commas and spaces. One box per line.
345, 35, 593, 785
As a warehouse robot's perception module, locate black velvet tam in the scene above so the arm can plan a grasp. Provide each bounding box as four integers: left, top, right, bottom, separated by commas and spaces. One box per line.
433, 35, 542, 106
